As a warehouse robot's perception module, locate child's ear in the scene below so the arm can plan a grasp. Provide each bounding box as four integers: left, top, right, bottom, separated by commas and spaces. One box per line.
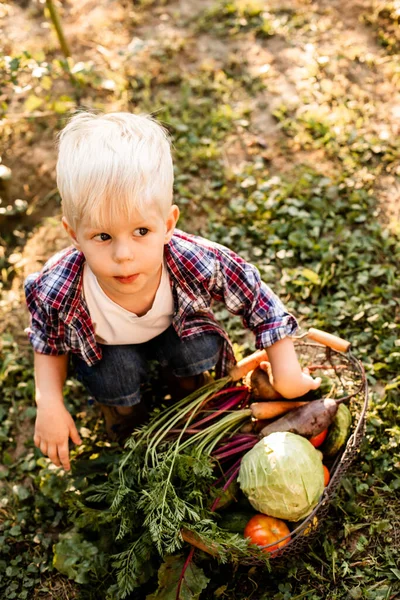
62, 217, 82, 250
164, 204, 180, 243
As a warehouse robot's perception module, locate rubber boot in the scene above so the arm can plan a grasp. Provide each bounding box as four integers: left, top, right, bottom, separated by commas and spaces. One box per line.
99, 402, 149, 443
164, 371, 213, 401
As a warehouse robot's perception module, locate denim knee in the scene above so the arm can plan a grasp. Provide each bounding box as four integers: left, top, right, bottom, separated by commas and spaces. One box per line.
71, 344, 147, 407
149, 327, 223, 378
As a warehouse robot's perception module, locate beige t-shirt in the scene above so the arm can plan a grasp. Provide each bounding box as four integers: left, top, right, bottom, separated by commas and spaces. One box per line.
82, 261, 174, 344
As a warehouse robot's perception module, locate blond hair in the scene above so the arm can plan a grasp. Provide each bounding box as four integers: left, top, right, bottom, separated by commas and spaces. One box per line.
57, 111, 174, 229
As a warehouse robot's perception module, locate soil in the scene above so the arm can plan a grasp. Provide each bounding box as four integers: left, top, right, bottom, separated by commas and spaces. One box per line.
1, 0, 400, 335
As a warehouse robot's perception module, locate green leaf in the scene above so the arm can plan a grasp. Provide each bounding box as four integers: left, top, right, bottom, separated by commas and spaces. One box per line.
390, 568, 400, 580
53, 531, 99, 584
9, 57, 20, 71
52, 99, 73, 114
3, 451, 13, 466
12, 484, 30, 501
23, 95, 43, 112
146, 555, 210, 600
21, 406, 36, 419
41, 75, 52, 91
301, 268, 321, 285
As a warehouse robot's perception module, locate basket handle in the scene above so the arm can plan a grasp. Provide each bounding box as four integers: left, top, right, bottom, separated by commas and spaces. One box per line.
229, 329, 351, 381
306, 328, 351, 353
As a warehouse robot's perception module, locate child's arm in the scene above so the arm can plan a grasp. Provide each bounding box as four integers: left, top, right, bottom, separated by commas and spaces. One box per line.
265, 337, 321, 399
33, 353, 82, 471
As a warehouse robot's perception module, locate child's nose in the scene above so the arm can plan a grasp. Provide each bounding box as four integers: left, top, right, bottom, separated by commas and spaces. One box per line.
113, 241, 134, 263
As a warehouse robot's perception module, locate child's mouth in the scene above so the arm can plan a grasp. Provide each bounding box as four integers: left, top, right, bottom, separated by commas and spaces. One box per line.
114, 274, 139, 284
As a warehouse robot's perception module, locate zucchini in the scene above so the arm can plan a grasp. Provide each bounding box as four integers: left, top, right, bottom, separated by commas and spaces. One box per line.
322, 403, 352, 457
218, 511, 254, 534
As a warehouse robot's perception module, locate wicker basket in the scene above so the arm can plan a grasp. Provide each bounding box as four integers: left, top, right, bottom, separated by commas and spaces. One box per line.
182, 337, 368, 562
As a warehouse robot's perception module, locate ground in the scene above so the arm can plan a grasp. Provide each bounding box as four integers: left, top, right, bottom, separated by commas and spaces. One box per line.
0, 0, 399, 599
2, 0, 400, 240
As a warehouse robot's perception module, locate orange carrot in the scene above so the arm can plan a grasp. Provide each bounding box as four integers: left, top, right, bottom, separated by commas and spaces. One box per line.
229, 349, 269, 382
250, 401, 310, 420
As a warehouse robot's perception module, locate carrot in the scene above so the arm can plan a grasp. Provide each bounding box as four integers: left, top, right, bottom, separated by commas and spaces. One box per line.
229, 349, 268, 382
259, 398, 339, 439
250, 400, 310, 420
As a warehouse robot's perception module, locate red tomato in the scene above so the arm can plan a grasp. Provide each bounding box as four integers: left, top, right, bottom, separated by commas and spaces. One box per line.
244, 514, 291, 553
309, 428, 328, 448
323, 465, 330, 486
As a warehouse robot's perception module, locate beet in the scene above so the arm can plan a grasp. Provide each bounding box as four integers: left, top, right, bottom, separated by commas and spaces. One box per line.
258, 398, 339, 439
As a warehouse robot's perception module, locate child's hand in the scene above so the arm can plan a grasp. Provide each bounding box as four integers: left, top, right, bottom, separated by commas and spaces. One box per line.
296, 370, 322, 396
34, 403, 82, 471
260, 361, 321, 398
264, 337, 322, 399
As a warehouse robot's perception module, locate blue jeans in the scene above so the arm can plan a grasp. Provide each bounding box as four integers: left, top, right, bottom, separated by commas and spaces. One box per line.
71, 326, 222, 407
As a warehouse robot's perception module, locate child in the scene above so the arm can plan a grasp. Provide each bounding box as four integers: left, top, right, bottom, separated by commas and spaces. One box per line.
24, 111, 321, 472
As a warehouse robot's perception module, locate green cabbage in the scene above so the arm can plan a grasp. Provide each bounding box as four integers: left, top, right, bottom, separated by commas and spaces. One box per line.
238, 432, 325, 522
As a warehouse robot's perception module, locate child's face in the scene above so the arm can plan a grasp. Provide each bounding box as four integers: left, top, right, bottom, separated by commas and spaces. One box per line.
63, 204, 179, 303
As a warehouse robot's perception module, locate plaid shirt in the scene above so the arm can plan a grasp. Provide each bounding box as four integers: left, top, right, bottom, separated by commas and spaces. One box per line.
24, 229, 298, 376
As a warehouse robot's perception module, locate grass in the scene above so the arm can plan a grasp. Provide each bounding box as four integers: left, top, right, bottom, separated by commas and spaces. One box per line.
0, 0, 399, 598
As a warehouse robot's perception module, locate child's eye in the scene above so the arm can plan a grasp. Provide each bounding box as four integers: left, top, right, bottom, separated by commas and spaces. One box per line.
134, 228, 149, 237
93, 233, 111, 241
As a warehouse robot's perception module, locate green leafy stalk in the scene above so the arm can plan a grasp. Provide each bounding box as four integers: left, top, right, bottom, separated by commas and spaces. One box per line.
112, 532, 155, 598
125, 377, 230, 467
156, 408, 251, 537
45, 0, 71, 58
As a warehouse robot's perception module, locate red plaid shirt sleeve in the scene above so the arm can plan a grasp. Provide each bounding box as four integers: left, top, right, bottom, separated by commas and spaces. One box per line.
24, 273, 70, 355
208, 245, 298, 348
170, 231, 298, 349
